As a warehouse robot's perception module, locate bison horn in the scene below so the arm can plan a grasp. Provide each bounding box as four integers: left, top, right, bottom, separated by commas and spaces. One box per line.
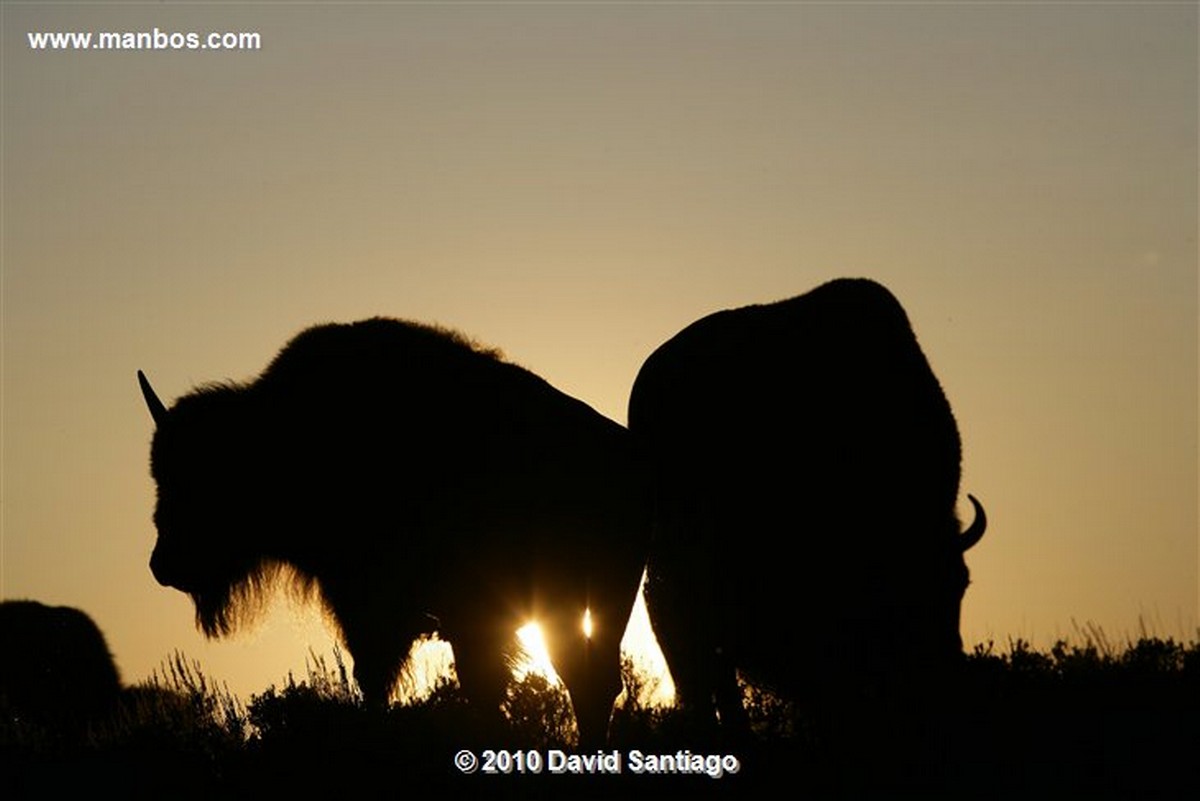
137, 370, 168, 425
960, 494, 987, 552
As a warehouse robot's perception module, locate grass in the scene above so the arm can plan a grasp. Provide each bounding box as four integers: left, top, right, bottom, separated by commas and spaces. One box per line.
3, 635, 1197, 799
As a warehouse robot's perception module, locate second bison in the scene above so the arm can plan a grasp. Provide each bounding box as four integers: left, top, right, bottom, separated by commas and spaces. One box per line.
629, 278, 986, 734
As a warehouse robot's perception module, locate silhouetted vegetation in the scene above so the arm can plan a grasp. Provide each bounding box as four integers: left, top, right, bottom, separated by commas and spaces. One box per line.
948, 635, 1199, 800
4, 635, 1196, 798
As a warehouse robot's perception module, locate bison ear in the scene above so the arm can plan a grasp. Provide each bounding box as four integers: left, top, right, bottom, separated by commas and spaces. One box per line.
138, 370, 168, 425
960, 494, 987, 552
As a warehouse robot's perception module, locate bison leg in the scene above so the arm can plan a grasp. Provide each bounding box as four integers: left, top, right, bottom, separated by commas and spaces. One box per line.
448, 622, 513, 739
345, 633, 411, 708
647, 596, 717, 720
546, 602, 624, 750
327, 599, 415, 707
711, 651, 751, 738
646, 553, 732, 739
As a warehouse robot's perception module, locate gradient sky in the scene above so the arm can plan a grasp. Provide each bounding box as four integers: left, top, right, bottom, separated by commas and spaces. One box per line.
2, 2, 1196, 702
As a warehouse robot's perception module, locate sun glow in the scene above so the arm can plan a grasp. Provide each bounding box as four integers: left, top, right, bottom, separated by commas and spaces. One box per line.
389, 572, 676, 707
515, 621, 561, 683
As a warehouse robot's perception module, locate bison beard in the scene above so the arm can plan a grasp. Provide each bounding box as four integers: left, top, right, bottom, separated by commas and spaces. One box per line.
187, 559, 320, 640
140, 319, 648, 747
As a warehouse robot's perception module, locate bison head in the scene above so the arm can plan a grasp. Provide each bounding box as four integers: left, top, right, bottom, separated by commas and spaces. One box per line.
139, 371, 299, 637
941, 493, 987, 645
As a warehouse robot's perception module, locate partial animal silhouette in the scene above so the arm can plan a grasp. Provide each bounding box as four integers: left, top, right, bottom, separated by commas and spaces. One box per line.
0, 600, 122, 729
628, 278, 986, 734
139, 319, 647, 746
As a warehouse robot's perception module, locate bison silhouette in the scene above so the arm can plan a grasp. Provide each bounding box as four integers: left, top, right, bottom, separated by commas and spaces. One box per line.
0, 600, 122, 730
139, 318, 647, 746
628, 278, 986, 734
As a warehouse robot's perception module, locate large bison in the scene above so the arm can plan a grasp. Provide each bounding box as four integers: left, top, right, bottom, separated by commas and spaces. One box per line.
628, 278, 986, 735
0, 600, 122, 730
139, 318, 647, 746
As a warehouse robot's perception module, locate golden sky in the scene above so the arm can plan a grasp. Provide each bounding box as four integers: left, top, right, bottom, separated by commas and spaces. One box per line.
2, 2, 1195, 700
